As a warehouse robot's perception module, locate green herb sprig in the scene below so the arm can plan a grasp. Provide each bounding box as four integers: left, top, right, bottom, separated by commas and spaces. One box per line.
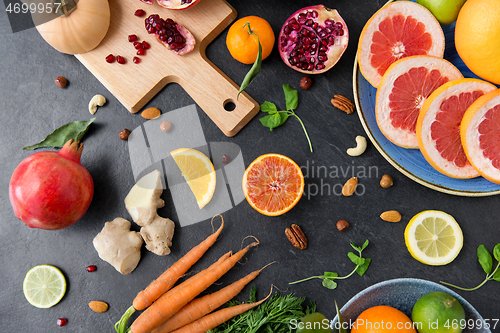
237, 22, 262, 99
440, 243, 500, 291
208, 286, 316, 333
260, 84, 313, 152
289, 240, 371, 289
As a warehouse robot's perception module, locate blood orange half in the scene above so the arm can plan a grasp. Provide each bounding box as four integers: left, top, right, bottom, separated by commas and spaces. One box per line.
461, 89, 500, 184
376, 55, 463, 149
417, 79, 496, 179
242, 154, 304, 216
358, 1, 445, 88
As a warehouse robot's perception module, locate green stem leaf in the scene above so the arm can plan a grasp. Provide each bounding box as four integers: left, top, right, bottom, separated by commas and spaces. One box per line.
114, 305, 135, 333
238, 23, 262, 99
291, 113, 313, 152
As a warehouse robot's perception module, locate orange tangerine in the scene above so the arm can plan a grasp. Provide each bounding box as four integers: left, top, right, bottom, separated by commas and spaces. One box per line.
351, 305, 417, 333
242, 154, 304, 216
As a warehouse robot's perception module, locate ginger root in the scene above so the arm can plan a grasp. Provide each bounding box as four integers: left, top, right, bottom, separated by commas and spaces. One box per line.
140, 216, 175, 255
93, 218, 143, 275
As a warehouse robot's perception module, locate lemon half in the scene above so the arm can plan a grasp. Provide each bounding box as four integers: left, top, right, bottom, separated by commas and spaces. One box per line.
23, 265, 67, 308
404, 210, 463, 266
171, 148, 216, 209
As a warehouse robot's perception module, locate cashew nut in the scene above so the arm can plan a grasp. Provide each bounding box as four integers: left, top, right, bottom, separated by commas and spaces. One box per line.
346, 135, 367, 156
89, 94, 106, 115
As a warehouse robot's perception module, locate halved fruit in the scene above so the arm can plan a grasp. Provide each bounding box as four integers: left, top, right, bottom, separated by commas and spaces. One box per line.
461, 89, 500, 184
404, 210, 463, 266
358, 1, 445, 88
170, 148, 216, 209
417, 78, 496, 178
242, 154, 304, 216
376, 55, 463, 148
23, 265, 67, 308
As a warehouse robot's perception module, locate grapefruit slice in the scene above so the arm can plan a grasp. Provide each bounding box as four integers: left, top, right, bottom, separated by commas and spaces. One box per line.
461, 89, 500, 184
376, 55, 463, 148
242, 154, 304, 216
358, 0, 445, 87
417, 78, 496, 178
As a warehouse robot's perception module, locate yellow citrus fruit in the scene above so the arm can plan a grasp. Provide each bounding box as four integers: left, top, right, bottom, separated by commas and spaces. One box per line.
226, 16, 275, 64
242, 154, 304, 216
23, 265, 67, 308
404, 210, 463, 266
455, 0, 500, 84
170, 148, 216, 209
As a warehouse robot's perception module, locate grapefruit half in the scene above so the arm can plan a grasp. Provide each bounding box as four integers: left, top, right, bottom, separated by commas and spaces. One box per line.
461, 89, 500, 184
358, 0, 445, 88
417, 79, 496, 178
242, 154, 304, 216
376, 55, 463, 149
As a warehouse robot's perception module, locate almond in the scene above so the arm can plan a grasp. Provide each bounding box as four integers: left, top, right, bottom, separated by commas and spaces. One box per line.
380, 210, 401, 222
342, 177, 358, 197
89, 301, 108, 313
141, 107, 161, 120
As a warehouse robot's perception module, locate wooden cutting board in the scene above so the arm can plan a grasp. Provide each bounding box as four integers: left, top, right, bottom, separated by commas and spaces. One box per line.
76, 0, 259, 137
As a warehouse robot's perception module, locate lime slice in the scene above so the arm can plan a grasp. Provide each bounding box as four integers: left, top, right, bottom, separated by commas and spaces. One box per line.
23, 265, 67, 308
404, 210, 463, 266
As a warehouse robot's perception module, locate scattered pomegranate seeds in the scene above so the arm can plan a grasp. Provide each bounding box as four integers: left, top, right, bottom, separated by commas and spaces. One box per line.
86, 265, 97, 272
117, 56, 126, 64
133, 57, 141, 64
222, 155, 230, 164
105, 54, 115, 63
128, 34, 138, 42
135, 9, 146, 17
133, 41, 143, 50
142, 41, 150, 49
137, 49, 146, 56
57, 318, 68, 327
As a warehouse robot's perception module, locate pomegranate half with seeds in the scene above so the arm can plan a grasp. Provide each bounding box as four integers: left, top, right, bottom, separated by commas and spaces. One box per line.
157, 0, 201, 10
278, 5, 349, 74
145, 14, 195, 55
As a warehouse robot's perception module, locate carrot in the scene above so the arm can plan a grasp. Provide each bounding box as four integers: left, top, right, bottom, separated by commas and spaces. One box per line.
115, 216, 224, 333
152, 262, 274, 333
134, 216, 225, 311
168, 289, 273, 333
129, 238, 259, 333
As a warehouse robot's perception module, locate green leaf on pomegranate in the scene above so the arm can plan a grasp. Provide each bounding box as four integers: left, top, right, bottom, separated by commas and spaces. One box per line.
23, 118, 96, 150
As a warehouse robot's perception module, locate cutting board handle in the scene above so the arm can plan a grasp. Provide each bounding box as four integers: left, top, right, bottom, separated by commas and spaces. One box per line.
175, 53, 260, 137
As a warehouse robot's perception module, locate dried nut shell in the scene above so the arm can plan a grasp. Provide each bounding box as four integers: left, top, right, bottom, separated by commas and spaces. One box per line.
380, 174, 393, 188
89, 301, 108, 313
331, 95, 355, 114
380, 210, 401, 222
336, 219, 349, 231
141, 107, 161, 119
342, 177, 358, 197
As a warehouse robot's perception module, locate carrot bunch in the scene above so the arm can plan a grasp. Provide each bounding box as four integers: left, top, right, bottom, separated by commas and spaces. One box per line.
115, 216, 269, 333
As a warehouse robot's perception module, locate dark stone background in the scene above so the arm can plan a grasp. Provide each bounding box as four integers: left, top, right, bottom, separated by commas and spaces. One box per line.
1, 0, 498, 332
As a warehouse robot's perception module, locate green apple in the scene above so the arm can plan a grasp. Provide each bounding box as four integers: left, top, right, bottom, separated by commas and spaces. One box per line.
417, 0, 467, 25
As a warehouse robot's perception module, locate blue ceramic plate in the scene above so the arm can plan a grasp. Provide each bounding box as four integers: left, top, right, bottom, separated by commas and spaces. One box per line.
332, 278, 491, 333
353, 0, 500, 196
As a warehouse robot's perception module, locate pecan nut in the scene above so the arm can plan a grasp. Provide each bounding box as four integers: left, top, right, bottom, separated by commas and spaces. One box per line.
285, 224, 307, 250
331, 95, 355, 114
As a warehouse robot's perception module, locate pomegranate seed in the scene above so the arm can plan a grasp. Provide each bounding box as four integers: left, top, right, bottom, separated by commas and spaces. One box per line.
222, 155, 229, 164
142, 41, 150, 49
105, 54, 115, 63
57, 318, 68, 327
117, 56, 126, 64
135, 9, 146, 17
133, 41, 142, 49
133, 56, 141, 64
86, 265, 97, 272
137, 48, 146, 56
128, 34, 138, 42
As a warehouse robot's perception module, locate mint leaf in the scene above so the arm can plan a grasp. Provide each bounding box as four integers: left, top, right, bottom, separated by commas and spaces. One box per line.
260, 113, 283, 131
361, 240, 369, 251
492, 268, 500, 282
350, 242, 361, 252
324, 272, 338, 278
348, 252, 365, 266
356, 258, 371, 277
283, 84, 298, 110
322, 279, 337, 289
493, 244, 500, 262
260, 101, 278, 113
478, 244, 493, 274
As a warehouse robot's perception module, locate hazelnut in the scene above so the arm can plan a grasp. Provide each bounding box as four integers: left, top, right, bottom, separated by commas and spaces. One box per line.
299, 76, 312, 90
380, 174, 393, 188
119, 129, 131, 140
55, 76, 67, 88
336, 220, 349, 231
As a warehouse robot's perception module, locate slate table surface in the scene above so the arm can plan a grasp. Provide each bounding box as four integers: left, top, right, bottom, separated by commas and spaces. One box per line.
1, 0, 499, 332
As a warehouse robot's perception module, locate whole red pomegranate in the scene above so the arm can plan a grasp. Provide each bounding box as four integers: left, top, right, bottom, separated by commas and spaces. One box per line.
9, 140, 94, 230
278, 5, 349, 74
